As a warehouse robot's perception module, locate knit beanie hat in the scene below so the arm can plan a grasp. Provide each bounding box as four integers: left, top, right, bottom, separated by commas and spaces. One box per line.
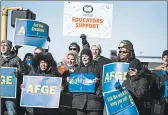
129, 59, 142, 70
162, 50, 168, 58
80, 49, 93, 61
1, 40, 12, 50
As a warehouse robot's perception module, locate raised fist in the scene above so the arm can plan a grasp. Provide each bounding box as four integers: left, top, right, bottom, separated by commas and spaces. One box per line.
80, 34, 87, 39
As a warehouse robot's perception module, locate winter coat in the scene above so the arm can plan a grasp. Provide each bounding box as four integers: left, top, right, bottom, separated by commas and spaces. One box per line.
154, 69, 168, 115
71, 61, 104, 111
0, 51, 24, 114
28, 67, 61, 115
94, 56, 113, 68
59, 65, 78, 115
27, 54, 62, 115
122, 67, 155, 115
62, 65, 78, 92
0, 51, 24, 90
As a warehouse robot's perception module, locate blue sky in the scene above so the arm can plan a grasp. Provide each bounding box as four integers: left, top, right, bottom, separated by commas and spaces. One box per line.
1, 1, 167, 62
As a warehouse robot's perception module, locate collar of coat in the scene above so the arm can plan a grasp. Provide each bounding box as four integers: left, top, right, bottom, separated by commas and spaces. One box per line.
0, 51, 17, 64
36, 66, 53, 74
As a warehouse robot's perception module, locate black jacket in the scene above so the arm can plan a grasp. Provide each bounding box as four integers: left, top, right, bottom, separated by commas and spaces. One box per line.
28, 67, 61, 115
94, 56, 113, 68
154, 71, 168, 115
71, 61, 104, 111
122, 67, 154, 115
27, 54, 61, 115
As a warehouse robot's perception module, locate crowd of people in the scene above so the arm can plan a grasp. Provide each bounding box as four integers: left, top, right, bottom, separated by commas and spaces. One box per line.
1, 34, 168, 115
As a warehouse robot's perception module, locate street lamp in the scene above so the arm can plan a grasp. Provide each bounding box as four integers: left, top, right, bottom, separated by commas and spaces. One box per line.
1, 7, 23, 41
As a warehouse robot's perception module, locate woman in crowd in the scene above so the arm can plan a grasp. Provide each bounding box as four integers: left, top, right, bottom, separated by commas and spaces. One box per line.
67, 49, 104, 115
60, 51, 78, 115
122, 59, 153, 115
24, 53, 62, 115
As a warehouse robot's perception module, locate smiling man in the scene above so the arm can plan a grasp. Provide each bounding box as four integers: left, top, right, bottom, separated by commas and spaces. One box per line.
117, 40, 136, 63
0, 40, 24, 115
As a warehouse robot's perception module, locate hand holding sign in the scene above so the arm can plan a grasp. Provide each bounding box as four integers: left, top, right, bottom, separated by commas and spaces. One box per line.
20, 84, 25, 89
114, 80, 122, 90
67, 77, 70, 82
93, 77, 99, 83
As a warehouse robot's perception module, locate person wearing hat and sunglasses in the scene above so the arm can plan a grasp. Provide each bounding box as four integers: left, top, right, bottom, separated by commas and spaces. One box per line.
0, 40, 24, 115
117, 40, 136, 63
58, 34, 89, 75
57, 43, 80, 75
122, 59, 154, 115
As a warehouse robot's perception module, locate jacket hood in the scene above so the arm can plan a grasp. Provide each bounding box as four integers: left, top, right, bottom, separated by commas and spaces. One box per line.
32, 52, 57, 69
0, 51, 16, 59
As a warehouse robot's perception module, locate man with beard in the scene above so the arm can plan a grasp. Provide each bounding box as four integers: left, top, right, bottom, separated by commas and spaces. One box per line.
116, 40, 158, 115
117, 40, 136, 63
0, 40, 24, 115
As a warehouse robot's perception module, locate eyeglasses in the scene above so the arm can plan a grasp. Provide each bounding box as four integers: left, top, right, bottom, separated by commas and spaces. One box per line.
119, 51, 128, 54
70, 48, 77, 51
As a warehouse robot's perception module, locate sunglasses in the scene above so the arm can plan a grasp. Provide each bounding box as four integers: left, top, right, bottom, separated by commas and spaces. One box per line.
119, 51, 128, 54
70, 48, 77, 51
34, 53, 43, 55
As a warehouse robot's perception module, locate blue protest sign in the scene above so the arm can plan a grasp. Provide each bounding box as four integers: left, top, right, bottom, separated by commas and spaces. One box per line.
13, 19, 49, 48
102, 63, 129, 92
20, 76, 62, 108
164, 80, 168, 98
0, 67, 17, 98
116, 105, 139, 115
68, 73, 96, 93
102, 63, 139, 115
104, 88, 137, 115
26, 20, 49, 38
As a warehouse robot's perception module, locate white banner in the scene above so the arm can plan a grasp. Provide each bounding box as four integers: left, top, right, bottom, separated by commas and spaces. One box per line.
63, 2, 113, 38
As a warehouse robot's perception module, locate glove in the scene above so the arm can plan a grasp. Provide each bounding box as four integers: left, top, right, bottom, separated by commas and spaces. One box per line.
80, 34, 88, 45
13, 45, 22, 49
96, 90, 103, 101
114, 80, 122, 90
